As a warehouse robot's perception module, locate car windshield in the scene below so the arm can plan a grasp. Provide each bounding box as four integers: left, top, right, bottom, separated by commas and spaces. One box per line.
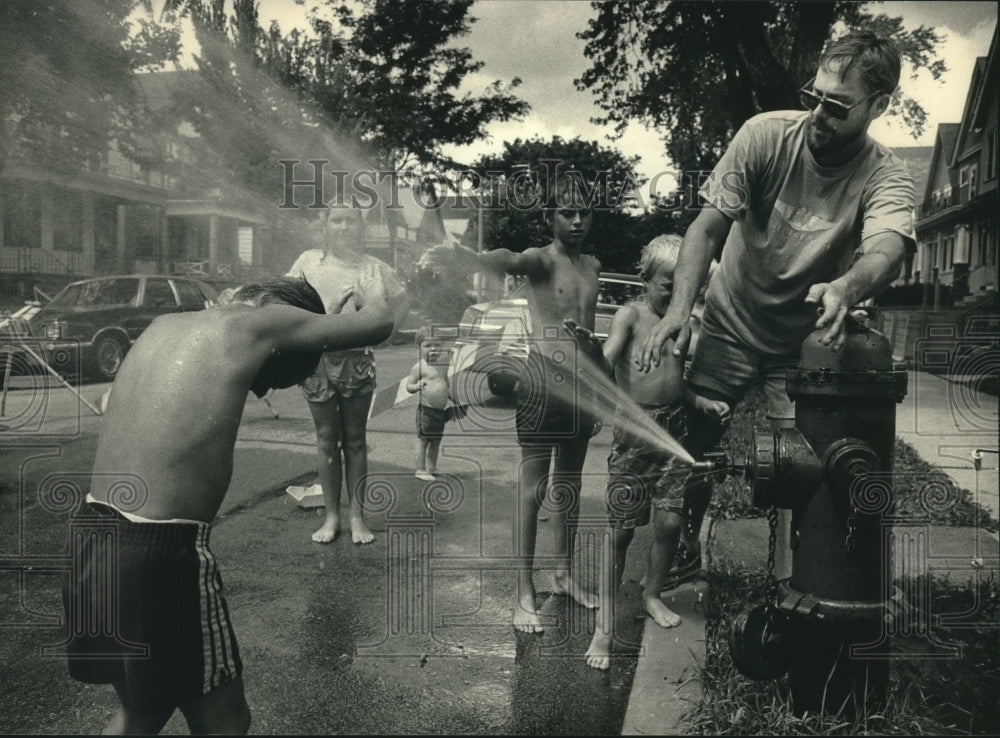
46, 283, 85, 308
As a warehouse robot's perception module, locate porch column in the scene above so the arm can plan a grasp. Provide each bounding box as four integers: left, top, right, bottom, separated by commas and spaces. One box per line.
40, 189, 54, 252
952, 224, 970, 302
81, 192, 95, 275
116, 205, 127, 273
208, 214, 219, 276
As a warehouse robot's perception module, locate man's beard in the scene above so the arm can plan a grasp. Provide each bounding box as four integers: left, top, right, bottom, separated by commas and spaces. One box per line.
807, 116, 866, 160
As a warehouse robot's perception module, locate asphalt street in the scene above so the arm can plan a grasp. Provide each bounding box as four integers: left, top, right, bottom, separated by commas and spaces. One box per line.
0, 344, 649, 735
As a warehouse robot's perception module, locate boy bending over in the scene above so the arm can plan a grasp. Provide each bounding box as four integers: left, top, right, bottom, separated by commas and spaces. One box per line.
64, 268, 392, 733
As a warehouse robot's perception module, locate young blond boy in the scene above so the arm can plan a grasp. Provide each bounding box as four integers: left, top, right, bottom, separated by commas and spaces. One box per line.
586, 235, 729, 670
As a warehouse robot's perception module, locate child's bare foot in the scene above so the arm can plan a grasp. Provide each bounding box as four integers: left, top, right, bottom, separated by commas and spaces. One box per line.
415, 470, 434, 481
351, 515, 374, 544
553, 570, 598, 609
644, 595, 681, 628
585, 631, 612, 670
311, 512, 340, 544
513, 596, 544, 633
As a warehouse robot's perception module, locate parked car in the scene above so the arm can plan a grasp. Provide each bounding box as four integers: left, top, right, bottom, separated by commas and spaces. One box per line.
29, 274, 218, 381
454, 272, 645, 398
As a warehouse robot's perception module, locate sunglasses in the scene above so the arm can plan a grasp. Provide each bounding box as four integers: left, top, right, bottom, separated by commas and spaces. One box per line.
799, 78, 880, 120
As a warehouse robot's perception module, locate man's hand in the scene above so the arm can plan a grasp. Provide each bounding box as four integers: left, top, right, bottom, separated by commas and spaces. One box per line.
326, 287, 354, 315
632, 310, 690, 373
805, 282, 850, 351
352, 262, 387, 311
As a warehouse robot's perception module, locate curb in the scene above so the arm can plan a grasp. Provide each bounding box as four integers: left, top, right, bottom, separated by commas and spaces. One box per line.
622, 580, 708, 735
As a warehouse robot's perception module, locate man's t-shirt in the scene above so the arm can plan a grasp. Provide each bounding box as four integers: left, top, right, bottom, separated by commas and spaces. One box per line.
699, 111, 915, 355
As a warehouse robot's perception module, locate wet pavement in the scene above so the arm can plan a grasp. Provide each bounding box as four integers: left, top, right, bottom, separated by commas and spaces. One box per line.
0, 346, 649, 735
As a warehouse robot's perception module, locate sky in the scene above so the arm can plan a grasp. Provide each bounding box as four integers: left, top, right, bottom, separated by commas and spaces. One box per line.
180, 0, 997, 180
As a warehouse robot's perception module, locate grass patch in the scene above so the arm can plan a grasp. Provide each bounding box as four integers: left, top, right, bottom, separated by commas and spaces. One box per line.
708, 385, 998, 533
683, 562, 999, 735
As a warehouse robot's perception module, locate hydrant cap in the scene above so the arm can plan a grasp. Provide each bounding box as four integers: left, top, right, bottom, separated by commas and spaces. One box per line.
797, 323, 893, 373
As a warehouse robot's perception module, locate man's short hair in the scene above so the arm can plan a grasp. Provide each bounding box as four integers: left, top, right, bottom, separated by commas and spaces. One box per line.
820, 30, 902, 96
639, 234, 682, 281
232, 277, 325, 395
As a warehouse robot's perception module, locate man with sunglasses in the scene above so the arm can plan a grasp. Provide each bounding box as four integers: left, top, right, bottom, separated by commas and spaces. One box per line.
633, 30, 915, 584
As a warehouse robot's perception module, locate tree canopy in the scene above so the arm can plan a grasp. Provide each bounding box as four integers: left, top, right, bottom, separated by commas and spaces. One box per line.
0, 0, 180, 173
468, 136, 672, 271
575, 0, 947, 173
165, 0, 529, 185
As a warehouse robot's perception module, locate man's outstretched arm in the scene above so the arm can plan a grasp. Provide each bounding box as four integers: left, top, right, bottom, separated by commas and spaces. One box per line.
633, 207, 731, 371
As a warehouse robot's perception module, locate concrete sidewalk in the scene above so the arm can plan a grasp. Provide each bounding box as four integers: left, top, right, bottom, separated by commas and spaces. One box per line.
621, 371, 999, 736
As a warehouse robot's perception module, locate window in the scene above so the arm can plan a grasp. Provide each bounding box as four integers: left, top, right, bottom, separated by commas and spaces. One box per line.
79, 279, 138, 307
126, 203, 162, 259
143, 278, 176, 308
1, 180, 42, 249
987, 129, 997, 181
969, 165, 978, 197
238, 227, 254, 265
173, 279, 206, 309
52, 187, 83, 252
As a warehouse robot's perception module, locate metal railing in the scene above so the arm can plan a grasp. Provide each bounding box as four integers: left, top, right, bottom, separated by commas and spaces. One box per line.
0, 247, 88, 276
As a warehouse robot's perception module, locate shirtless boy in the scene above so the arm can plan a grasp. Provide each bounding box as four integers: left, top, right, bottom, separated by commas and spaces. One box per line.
64, 268, 392, 734
585, 236, 728, 670
421, 177, 604, 632
406, 327, 454, 480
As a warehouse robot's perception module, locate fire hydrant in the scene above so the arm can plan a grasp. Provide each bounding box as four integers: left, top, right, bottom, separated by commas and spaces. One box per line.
727, 314, 908, 716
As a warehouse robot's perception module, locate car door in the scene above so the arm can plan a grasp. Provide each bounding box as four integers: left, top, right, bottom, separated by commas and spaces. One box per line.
91, 277, 142, 341
132, 277, 183, 339
172, 278, 211, 311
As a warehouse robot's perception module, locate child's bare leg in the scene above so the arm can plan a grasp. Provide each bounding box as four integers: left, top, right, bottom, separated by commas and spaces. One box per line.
414, 438, 434, 481
426, 440, 441, 474
106, 682, 174, 734
415, 437, 427, 473
513, 449, 551, 632
550, 441, 597, 609
586, 526, 634, 670
179, 677, 251, 735
341, 393, 375, 544
644, 507, 683, 628
308, 397, 343, 544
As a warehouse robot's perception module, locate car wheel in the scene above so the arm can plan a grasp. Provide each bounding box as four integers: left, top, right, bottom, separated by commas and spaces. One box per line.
92, 334, 128, 381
